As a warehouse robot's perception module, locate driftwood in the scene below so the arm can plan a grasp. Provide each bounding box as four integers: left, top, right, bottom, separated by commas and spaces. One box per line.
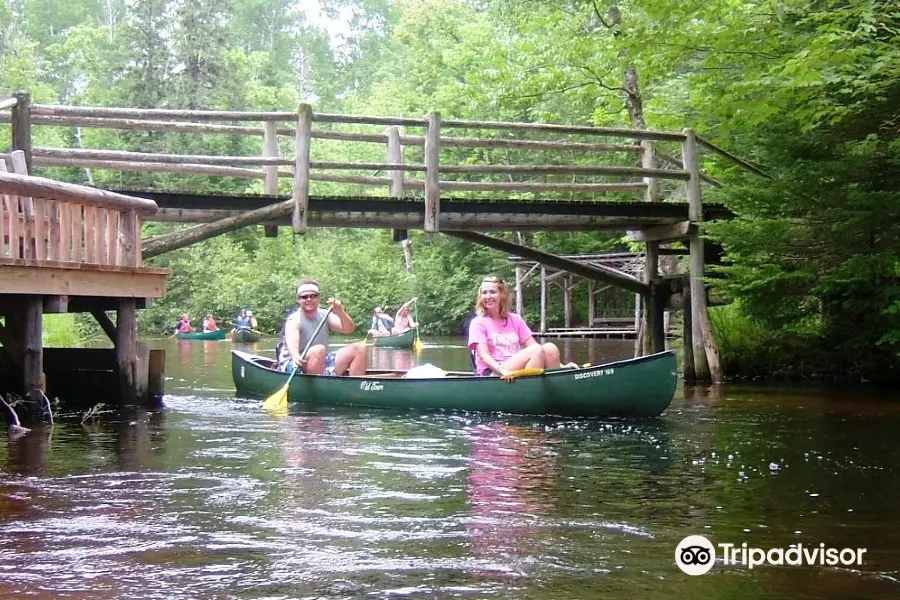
0, 393, 30, 437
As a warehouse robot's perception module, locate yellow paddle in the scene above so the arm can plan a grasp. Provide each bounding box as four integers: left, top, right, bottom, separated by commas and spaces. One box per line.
500, 367, 545, 382
412, 298, 424, 353
262, 307, 334, 411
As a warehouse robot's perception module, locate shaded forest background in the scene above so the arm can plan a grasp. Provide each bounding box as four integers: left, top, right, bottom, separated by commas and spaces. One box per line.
1, 0, 898, 381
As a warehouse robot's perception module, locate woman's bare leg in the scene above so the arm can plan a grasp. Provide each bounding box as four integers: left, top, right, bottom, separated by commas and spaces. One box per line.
541, 342, 561, 368
502, 344, 545, 372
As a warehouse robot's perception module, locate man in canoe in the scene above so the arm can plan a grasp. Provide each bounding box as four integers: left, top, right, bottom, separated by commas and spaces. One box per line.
368, 306, 394, 337
276, 280, 367, 376
391, 298, 418, 336
468, 275, 575, 377
235, 309, 251, 328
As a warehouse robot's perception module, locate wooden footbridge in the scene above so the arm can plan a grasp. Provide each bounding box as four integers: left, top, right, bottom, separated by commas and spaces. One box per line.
1, 91, 766, 408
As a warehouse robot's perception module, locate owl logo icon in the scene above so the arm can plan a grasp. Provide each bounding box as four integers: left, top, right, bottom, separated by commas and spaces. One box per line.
675, 535, 716, 575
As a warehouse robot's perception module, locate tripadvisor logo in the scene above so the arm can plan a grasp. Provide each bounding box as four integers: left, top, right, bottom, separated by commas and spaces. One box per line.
676, 535, 716, 575
675, 535, 868, 575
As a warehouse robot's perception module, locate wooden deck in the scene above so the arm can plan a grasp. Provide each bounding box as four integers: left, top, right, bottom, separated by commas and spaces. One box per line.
0, 158, 169, 410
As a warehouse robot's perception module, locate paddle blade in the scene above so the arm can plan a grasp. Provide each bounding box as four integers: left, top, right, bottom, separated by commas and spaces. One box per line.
262, 381, 290, 411
501, 367, 544, 382
414, 335, 424, 353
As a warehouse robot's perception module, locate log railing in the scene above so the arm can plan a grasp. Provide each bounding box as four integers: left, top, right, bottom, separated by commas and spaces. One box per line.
1, 97, 763, 239
0, 98, 743, 235
0, 151, 158, 268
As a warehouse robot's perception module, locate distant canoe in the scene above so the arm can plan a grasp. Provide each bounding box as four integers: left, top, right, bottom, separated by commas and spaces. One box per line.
371, 328, 417, 348
231, 327, 261, 343
232, 349, 677, 417
176, 329, 227, 341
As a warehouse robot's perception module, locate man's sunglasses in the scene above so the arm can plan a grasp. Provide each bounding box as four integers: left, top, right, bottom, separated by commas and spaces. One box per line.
298, 293, 319, 300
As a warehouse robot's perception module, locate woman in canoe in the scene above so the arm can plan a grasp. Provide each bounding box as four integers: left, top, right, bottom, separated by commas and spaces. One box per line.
391, 298, 418, 336
176, 314, 195, 334
202, 313, 219, 332
467, 275, 575, 377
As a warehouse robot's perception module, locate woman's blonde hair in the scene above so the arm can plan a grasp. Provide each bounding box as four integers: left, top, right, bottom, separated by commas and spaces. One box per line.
475, 276, 510, 317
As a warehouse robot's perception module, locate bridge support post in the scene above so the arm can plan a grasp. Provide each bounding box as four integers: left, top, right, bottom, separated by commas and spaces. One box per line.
292, 103, 312, 233
262, 121, 280, 237
11, 92, 32, 173
515, 264, 524, 315
23, 296, 43, 404
540, 265, 547, 334
116, 298, 137, 403
424, 111, 441, 233
640, 139, 662, 356
386, 125, 409, 262
682, 285, 696, 382
682, 128, 722, 383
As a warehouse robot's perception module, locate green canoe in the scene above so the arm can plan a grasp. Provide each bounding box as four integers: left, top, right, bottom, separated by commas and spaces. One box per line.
231, 327, 261, 343
176, 329, 228, 341
371, 328, 417, 348
231, 349, 677, 417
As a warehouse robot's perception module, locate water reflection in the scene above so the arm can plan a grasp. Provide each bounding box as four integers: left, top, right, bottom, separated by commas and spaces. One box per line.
5, 430, 52, 476
369, 347, 415, 372
0, 339, 898, 599
465, 422, 556, 571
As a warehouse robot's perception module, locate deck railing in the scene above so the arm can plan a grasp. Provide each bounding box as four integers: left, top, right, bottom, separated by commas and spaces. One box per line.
0, 151, 157, 267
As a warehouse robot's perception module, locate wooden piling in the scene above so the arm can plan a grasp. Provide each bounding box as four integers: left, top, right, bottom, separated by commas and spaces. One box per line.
515, 264, 524, 315
23, 296, 42, 402
147, 348, 166, 403
116, 298, 137, 403
11, 92, 32, 172
386, 126, 408, 246
292, 103, 312, 233
540, 265, 547, 334
641, 140, 664, 355
424, 111, 441, 233
682, 286, 696, 382
262, 121, 280, 237
682, 128, 722, 383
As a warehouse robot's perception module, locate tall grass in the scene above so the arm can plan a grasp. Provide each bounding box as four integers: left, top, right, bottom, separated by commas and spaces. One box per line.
43, 314, 87, 347
707, 303, 829, 379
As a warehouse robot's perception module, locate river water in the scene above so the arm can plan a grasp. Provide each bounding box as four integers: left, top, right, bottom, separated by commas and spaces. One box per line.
1, 337, 898, 599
